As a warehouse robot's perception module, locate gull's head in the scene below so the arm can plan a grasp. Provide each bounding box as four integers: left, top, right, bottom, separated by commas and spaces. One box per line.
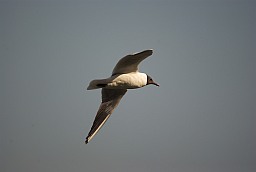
146, 75, 159, 87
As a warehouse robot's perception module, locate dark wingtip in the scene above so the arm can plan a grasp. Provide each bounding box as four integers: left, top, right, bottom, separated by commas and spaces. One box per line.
144, 49, 153, 55
85, 137, 89, 144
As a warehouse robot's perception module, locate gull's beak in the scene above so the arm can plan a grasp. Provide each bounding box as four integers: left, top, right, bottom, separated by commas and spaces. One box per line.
153, 82, 160, 87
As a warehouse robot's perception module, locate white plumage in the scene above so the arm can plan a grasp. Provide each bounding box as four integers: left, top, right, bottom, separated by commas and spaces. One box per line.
87, 72, 148, 90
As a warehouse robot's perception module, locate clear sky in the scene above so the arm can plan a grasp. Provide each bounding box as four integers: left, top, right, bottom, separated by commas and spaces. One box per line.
1, 0, 255, 172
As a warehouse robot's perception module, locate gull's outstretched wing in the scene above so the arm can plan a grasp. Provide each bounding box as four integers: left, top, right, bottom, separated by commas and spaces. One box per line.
85, 88, 127, 144
112, 49, 153, 75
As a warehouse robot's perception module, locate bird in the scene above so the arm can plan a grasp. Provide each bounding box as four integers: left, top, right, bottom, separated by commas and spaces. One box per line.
85, 49, 159, 144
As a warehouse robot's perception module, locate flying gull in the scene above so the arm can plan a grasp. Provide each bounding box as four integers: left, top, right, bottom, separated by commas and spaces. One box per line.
85, 49, 159, 144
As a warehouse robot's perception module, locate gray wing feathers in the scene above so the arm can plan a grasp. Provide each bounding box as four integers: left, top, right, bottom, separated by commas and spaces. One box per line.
112, 49, 153, 75
85, 89, 127, 144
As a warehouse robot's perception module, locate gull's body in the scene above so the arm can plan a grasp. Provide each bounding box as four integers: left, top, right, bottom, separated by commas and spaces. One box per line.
87, 72, 148, 90
85, 49, 159, 144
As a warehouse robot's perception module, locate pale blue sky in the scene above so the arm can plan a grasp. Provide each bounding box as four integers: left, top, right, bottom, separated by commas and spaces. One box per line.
1, 0, 255, 172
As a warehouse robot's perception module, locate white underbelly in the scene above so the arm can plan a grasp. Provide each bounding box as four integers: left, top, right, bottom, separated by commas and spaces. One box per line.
106, 73, 147, 89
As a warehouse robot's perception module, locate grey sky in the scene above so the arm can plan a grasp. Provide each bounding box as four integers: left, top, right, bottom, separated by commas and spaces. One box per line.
1, 0, 255, 172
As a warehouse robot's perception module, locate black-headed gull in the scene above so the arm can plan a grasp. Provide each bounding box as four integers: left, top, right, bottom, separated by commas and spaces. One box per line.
85, 49, 159, 144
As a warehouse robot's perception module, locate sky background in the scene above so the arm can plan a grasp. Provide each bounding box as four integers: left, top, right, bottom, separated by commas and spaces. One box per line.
1, 0, 255, 172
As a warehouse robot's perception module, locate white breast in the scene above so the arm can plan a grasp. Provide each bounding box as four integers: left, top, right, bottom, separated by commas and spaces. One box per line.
107, 72, 147, 89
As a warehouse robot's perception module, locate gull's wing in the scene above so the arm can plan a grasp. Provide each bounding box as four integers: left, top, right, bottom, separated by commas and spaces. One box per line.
112, 49, 153, 75
85, 88, 127, 144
